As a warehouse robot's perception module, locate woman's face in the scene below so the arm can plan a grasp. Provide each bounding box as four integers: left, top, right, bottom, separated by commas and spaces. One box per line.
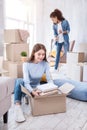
34, 49, 45, 63
51, 17, 58, 24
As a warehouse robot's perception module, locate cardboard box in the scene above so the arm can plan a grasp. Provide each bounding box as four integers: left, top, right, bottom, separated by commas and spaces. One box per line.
6, 43, 29, 62
66, 63, 83, 81
4, 29, 29, 43
83, 64, 87, 82
3, 60, 23, 78
3, 60, 9, 70
78, 43, 87, 62
4, 29, 22, 43
9, 62, 23, 78
67, 52, 84, 64
0, 69, 9, 77
21, 83, 74, 116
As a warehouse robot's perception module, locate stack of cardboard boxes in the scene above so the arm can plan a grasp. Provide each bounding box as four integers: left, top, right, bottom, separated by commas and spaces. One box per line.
65, 43, 87, 82
78, 43, 87, 82
3, 29, 29, 78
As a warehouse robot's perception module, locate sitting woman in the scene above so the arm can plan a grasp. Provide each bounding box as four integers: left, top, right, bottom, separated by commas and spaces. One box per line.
14, 43, 54, 122
14, 43, 87, 123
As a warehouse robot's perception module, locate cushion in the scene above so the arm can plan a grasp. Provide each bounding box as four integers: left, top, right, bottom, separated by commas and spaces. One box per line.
67, 82, 87, 101
50, 50, 64, 58
49, 61, 55, 67
53, 78, 87, 101
40, 74, 47, 82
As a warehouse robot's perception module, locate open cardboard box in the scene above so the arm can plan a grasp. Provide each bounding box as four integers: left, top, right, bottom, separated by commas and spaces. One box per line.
21, 83, 74, 116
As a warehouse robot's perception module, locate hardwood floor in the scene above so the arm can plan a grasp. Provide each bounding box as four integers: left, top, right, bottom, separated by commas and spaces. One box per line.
0, 96, 87, 130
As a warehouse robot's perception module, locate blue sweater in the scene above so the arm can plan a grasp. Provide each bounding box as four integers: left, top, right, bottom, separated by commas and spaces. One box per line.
23, 61, 53, 92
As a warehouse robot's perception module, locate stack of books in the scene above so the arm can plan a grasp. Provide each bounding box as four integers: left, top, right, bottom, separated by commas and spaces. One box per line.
37, 83, 60, 96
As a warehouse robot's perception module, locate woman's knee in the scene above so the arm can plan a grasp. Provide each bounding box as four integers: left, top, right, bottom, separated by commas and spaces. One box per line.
15, 78, 23, 86
14, 78, 24, 90
53, 79, 70, 87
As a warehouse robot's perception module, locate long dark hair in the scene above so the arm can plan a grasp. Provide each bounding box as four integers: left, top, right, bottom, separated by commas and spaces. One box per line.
50, 9, 65, 21
29, 43, 47, 62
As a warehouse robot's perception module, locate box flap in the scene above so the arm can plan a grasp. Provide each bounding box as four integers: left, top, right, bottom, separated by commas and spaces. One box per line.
58, 83, 75, 94
20, 84, 32, 97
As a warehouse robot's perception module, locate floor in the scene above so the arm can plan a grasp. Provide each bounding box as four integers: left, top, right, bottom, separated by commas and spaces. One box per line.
0, 64, 87, 130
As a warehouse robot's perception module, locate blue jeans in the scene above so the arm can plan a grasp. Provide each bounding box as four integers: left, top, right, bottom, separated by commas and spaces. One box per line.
14, 78, 24, 104
14, 78, 87, 103
55, 41, 69, 69
55, 42, 64, 69
63, 41, 69, 54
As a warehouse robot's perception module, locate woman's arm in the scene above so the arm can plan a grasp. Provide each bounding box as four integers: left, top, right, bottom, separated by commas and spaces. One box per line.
45, 62, 53, 83
53, 24, 59, 42
23, 63, 41, 96
23, 63, 33, 93
61, 20, 70, 34
66, 20, 70, 33
53, 24, 58, 37
64, 20, 70, 33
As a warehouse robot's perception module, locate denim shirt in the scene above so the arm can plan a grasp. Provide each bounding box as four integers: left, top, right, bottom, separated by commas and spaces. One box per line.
53, 19, 70, 43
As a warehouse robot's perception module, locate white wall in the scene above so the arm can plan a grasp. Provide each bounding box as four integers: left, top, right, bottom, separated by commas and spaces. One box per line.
35, 0, 87, 52
19, 0, 44, 51
34, 0, 44, 43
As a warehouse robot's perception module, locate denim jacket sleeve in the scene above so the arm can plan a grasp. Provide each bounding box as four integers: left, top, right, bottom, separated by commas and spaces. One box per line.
62, 20, 70, 33
53, 24, 58, 37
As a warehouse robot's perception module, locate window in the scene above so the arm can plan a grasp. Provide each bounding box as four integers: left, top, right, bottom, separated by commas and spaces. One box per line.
4, 0, 35, 53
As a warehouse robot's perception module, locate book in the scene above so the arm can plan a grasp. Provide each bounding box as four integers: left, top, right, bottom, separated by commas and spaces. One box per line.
37, 83, 58, 92
40, 89, 58, 96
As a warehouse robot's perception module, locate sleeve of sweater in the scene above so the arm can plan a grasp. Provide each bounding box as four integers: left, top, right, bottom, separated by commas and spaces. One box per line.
45, 62, 53, 83
23, 62, 33, 93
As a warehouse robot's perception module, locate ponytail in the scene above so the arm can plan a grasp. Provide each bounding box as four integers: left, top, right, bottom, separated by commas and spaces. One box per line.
50, 9, 65, 21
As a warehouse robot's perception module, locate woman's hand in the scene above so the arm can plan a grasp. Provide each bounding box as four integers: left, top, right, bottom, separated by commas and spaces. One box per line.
59, 30, 63, 34
31, 89, 42, 97
59, 30, 68, 34
55, 36, 59, 41
36, 89, 42, 94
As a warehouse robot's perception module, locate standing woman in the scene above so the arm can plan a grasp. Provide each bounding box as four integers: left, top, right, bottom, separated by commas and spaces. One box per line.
50, 9, 70, 70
